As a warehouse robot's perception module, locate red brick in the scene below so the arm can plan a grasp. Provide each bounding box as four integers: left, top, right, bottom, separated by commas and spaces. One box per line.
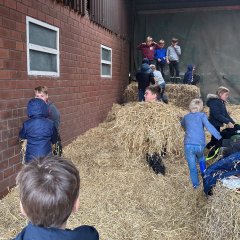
4, 0, 17, 10
0, 6, 9, 18
0, 159, 9, 170
9, 155, 21, 165
2, 147, 15, 160
16, 2, 28, 14
3, 166, 15, 178
0, 48, 9, 58
2, 17, 16, 30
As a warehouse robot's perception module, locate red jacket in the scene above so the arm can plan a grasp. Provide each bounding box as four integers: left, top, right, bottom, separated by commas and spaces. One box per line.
137, 42, 160, 61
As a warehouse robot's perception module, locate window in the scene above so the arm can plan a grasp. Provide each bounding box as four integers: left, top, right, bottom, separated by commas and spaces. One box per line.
26, 17, 60, 76
101, 45, 112, 78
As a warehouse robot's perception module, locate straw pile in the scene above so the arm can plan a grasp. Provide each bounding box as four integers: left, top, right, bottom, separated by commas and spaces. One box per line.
165, 84, 200, 109
122, 81, 138, 102
122, 82, 200, 110
108, 101, 186, 158
197, 183, 240, 240
0, 101, 239, 240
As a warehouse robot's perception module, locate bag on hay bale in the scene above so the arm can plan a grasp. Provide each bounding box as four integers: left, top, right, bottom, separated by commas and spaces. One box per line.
146, 152, 166, 175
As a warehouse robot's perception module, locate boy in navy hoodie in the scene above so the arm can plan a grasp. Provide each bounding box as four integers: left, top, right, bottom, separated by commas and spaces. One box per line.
19, 98, 58, 163
14, 156, 99, 240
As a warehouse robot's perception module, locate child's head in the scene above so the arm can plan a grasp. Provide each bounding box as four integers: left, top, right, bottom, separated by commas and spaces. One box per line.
149, 64, 156, 71
189, 98, 203, 112
35, 86, 48, 102
216, 86, 230, 101
171, 37, 178, 45
159, 39, 165, 47
27, 98, 49, 118
17, 156, 80, 228
145, 85, 161, 102
146, 36, 153, 46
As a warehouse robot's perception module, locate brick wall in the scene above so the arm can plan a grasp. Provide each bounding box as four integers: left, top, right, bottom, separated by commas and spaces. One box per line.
0, 0, 130, 197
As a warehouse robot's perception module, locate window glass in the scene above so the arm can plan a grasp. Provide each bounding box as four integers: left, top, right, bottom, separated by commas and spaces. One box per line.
29, 22, 57, 49
101, 48, 111, 61
102, 63, 111, 76
29, 50, 57, 72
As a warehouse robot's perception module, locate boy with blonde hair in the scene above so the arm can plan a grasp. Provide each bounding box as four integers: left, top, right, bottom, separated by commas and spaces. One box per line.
181, 99, 221, 189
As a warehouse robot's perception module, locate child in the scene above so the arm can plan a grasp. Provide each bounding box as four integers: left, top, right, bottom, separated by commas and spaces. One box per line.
154, 39, 167, 78
149, 64, 166, 97
14, 156, 99, 240
19, 98, 58, 163
137, 36, 160, 64
206, 86, 235, 150
166, 38, 181, 83
144, 85, 168, 104
181, 99, 221, 189
34, 86, 60, 131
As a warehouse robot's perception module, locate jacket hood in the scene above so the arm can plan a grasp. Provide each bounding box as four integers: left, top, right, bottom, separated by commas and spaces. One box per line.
27, 98, 49, 118
206, 94, 219, 107
141, 63, 151, 72
187, 64, 194, 71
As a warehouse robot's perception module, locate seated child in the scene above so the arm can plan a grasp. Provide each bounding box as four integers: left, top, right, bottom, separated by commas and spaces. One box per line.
181, 99, 222, 189
144, 85, 168, 104
19, 98, 58, 163
14, 156, 99, 240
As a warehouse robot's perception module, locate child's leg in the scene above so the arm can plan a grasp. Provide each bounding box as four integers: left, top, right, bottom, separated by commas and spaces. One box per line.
169, 62, 175, 83
197, 146, 206, 174
184, 145, 200, 188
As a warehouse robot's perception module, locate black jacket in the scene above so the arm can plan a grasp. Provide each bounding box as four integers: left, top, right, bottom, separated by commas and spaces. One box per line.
136, 63, 155, 90
206, 94, 235, 127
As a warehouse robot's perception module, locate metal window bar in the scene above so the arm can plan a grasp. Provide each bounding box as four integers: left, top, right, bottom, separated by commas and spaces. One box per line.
58, 0, 86, 15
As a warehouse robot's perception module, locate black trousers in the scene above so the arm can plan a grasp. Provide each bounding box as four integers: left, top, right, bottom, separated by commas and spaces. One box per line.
169, 60, 180, 82
156, 61, 166, 79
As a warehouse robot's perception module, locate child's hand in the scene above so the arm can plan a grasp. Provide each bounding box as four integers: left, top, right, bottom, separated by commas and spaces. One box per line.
227, 122, 234, 128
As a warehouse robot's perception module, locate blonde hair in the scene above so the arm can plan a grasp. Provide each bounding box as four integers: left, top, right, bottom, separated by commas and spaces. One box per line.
216, 86, 229, 97
189, 99, 203, 112
149, 64, 156, 71
159, 39, 165, 44
35, 86, 48, 95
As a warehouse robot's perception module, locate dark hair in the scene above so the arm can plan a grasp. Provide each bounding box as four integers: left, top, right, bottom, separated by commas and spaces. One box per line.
16, 156, 80, 228
146, 85, 162, 97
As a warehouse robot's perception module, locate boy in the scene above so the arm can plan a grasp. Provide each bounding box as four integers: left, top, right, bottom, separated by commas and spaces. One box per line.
149, 64, 166, 98
181, 99, 221, 189
154, 39, 167, 78
166, 38, 181, 83
19, 98, 58, 163
137, 36, 160, 64
14, 156, 99, 240
34, 86, 60, 131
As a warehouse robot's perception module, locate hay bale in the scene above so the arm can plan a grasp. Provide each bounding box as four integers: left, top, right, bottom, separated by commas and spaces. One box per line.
122, 82, 200, 110
108, 101, 186, 158
166, 84, 200, 109
123, 81, 138, 103
197, 183, 240, 240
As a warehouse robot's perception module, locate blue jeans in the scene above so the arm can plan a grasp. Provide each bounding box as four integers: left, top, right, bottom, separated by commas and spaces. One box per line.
184, 144, 206, 188
138, 89, 145, 101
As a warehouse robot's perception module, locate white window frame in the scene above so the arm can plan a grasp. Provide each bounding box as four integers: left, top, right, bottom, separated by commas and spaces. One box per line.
26, 16, 60, 77
101, 45, 112, 78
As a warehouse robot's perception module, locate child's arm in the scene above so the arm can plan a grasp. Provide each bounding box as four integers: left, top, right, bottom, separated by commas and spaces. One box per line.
137, 43, 146, 50
210, 101, 235, 125
51, 126, 58, 144
202, 114, 222, 140
174, 45, 181, 56
19, 124, 27, 140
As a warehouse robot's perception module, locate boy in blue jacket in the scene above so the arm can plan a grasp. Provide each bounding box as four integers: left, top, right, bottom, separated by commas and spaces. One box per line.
154, 39, 167, 78
19, 98, 58, 163
181, 99, 222, 189
14, 156, 99, 240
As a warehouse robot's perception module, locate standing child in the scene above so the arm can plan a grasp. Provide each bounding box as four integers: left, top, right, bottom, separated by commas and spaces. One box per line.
154, 39, 167, 78
181, 99, 221, 189
166, 38, 181, 83
137, 36, 160, 64
206, 86, 235, 150
19, 98, 58, 163
14, 156, 99, 240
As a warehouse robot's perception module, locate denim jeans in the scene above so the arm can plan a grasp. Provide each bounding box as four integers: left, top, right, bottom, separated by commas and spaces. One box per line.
138, 89, 145, 101
184, 144, 206, 188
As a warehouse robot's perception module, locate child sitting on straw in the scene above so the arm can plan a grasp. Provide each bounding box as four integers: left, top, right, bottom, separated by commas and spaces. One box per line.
181, 99, 222, 189
13, 156, 99, 240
